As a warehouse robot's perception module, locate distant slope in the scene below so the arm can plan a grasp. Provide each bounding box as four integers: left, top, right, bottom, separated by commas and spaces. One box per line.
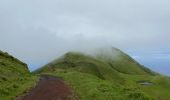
36, 47, 155, 76
36, 52, 124, 84
94, 47, 154, 75
0, 51, 37, 100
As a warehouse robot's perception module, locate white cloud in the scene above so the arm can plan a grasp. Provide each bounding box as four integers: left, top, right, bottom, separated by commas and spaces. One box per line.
0, 0, 170, 72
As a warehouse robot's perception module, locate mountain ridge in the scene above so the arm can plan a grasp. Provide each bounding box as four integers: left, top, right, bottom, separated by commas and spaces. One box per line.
36, 47, 155, 76
34, 47, 170, 99
0, 48, 170, 100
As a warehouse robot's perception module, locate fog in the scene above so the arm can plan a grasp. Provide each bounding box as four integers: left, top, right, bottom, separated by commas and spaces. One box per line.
0, 0, 170, 75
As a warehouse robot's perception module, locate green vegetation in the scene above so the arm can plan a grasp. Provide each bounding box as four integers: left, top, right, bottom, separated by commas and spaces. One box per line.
36, 52, 124, 84
94, 47, 154, 75
35, 48, 170, 100
1, 47, 170, 100
0, 51, 38, 100
41, 70, 154, 100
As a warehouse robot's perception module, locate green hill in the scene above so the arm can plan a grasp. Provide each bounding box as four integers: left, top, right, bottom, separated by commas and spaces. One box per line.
35, 47, 170, 100
36, 47, 155, 80
0, 51, 37, 100
1, 47, 170, 100
36, 52, 124, 84
93, 47, 154, 75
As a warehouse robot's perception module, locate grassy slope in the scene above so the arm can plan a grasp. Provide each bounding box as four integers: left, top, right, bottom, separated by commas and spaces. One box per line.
41, 70, 153, 100
36, 52, 124, 84
120, 74, 170, 100
95, 47, 154, 75
0, 51, 37, 100
36, 49, 170, 100
2, 48, 169, 99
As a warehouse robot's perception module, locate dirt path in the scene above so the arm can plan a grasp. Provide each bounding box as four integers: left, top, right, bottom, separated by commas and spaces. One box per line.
22, 75, 73, 100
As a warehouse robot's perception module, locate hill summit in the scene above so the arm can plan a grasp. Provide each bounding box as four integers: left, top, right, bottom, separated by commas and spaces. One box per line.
35, 47, 170, 99
36, 47, 155, 76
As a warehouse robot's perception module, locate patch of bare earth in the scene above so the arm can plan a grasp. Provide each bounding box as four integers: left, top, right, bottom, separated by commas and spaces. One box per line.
21, 75, 73, 100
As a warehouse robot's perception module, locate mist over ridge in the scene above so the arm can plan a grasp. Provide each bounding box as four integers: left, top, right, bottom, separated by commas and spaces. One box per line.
0, 0, 170, 75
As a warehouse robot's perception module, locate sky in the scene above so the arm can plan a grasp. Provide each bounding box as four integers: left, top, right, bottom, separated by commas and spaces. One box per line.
0, 0, 170, 76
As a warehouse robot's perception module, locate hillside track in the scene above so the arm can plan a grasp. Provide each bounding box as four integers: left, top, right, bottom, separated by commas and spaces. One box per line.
22, 75, 73, 100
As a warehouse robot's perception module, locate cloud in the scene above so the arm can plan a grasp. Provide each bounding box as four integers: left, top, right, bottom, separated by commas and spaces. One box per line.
0, 0, 170, 73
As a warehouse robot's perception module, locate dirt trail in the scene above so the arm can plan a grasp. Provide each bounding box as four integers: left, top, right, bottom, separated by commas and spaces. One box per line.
22, 75, 72, 100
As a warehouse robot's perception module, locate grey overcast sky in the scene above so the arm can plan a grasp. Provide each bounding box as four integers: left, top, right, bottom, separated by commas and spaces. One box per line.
0, 0, 170, 75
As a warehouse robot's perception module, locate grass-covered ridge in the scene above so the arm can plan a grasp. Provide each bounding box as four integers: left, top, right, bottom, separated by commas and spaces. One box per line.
1, 47, 170, 100
0, 51, 29, 75
0, 51, 37, 100
94, 47, 155, 75
36, 47, 155, 79
35, 47, 170, 100
36, 52, 124, 84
